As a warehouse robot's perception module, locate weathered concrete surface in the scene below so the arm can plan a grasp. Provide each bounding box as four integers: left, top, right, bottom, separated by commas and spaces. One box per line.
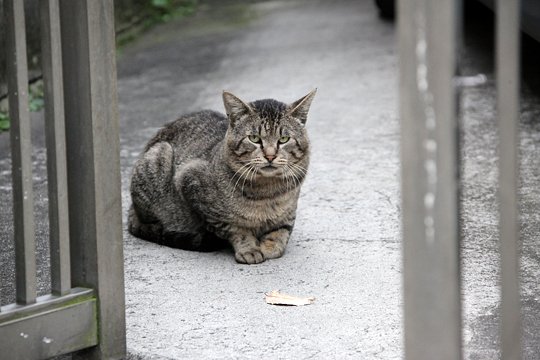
0, 0, 539, 359
118, 1, 401, 358
459, 6, 540, 358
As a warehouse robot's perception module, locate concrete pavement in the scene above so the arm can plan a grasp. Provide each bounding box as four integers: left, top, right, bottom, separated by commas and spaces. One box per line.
118, 1, 401, 358
117, 1, 540, 357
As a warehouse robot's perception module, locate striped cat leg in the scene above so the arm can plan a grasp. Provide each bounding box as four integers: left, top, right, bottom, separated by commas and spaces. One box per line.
260, 226, 292, 259
230, 233, 264, 264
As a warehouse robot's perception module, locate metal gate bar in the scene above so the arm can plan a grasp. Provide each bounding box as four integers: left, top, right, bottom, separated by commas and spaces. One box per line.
60, 0, 127, 357
1, 0, 126, 358
401, 0, 524, 359
496, 0, 522, 359
41, 0, 71, 297
399, 0, 462, 358
0, 288, 97, 359
5, 0, 37, 306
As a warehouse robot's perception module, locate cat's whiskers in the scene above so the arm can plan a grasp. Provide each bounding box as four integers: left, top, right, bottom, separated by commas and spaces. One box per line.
272, 159, 288, 190
289, 162, 308, 176
289, 163, 308, 187
282, 167, 290, 192
229, 162, 252, 188
230, 161, 252, 179
241, 165, 257, 195
284, 165, 295, 193
288, 160, 309, 189
285, 164, 301, 189
249, 163, 258, 187
290, 162, 305, 177
289, 168, 297, 191
230, 161, 256, 195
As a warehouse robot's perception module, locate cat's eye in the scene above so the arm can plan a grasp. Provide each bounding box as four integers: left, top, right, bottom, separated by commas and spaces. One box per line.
248, 135, 261, 143
278, 136, 290, 144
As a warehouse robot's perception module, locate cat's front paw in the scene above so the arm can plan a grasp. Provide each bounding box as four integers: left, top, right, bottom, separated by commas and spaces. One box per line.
235, 248, 265, 264
260, 239, 286, 259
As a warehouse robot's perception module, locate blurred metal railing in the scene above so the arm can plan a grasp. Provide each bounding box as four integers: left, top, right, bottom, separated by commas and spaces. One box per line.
399, 0, 462, 358
398, 0, 521, 360
399, 0, 522, 359
0, 1, 126, 359
496, 1, 521, 358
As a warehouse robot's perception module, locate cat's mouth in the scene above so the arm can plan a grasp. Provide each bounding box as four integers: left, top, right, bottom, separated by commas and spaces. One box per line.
258, 164, 281, 177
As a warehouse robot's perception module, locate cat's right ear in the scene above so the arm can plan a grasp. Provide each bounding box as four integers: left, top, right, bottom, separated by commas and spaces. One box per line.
287, 89, 317, 125
222, 91, 253, 126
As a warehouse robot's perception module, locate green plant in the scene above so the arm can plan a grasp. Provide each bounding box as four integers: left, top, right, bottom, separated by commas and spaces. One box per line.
1, 1, 199, 133
0, 83, 45, 133
28, 83, 45, 112
152, 0, 170, 8
0, 111, 9, 131
152, 0, 197, 20
116, 0, 197, 49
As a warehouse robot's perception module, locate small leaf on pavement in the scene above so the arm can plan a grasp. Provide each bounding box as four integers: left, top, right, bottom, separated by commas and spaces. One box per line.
265, 290, 315, 306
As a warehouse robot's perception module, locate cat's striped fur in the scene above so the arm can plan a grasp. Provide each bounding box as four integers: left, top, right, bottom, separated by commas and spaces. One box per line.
128, 90, 315, 264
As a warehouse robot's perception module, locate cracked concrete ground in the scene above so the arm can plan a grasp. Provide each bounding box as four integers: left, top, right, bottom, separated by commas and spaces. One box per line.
1, 0, 539, 359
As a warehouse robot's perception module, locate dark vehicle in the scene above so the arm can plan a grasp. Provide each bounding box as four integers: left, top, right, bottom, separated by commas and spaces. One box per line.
374, 0, 540, 42
476, 0, 540, 42
374, 0, 395, 19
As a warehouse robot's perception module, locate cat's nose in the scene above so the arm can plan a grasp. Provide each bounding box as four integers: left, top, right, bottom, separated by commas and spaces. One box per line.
264, 154, 276, 163
263, 147, 277, 162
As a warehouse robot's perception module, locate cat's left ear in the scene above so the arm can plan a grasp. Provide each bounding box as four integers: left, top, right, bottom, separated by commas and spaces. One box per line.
287, 89, 317, 125
222, 91, 253, 126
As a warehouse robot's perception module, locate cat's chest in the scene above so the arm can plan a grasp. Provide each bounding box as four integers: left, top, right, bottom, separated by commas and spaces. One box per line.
227, 194, 294, 228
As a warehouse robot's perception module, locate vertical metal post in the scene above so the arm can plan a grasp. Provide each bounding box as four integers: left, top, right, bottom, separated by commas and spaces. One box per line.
399, 0, 462, 359
496, 0, 522, 359
60, 0, 126, 358
5, 0, 37, 306
41, 0, 71, 296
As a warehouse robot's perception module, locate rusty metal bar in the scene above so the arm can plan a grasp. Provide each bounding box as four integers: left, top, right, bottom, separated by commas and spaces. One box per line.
5, 0, 37, 306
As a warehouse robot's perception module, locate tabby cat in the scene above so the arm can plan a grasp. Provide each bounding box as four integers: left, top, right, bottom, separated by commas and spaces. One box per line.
128, 90, 316, 264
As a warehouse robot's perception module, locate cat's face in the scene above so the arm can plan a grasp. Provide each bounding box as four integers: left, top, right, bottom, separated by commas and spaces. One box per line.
223, 90, 315, 180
